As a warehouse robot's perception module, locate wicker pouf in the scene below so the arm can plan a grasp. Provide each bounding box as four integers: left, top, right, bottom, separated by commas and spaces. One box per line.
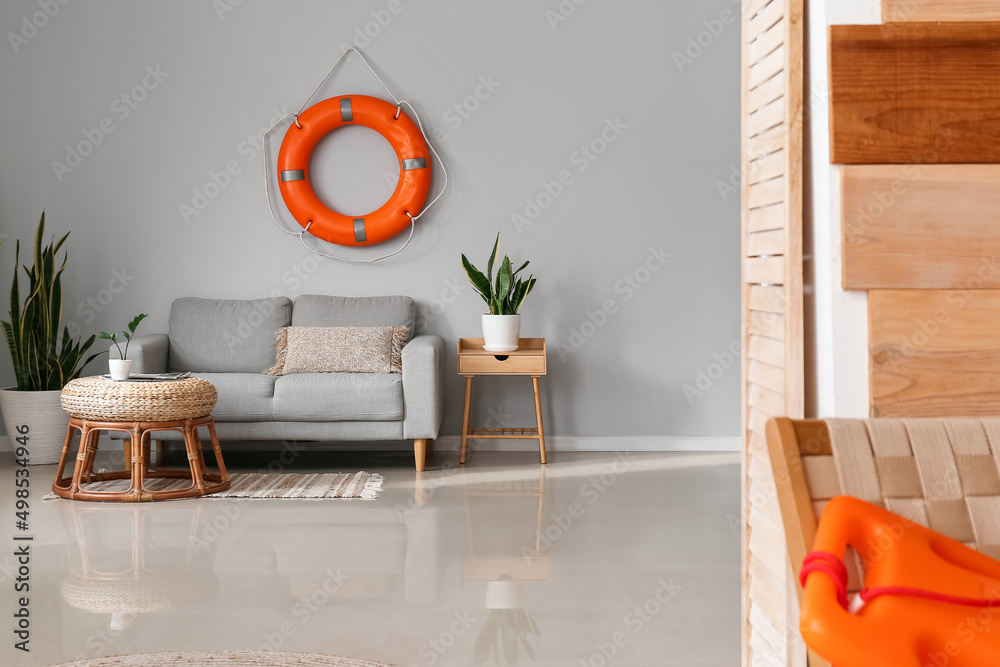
60, 376, 217, 421
52, 376, 229, 502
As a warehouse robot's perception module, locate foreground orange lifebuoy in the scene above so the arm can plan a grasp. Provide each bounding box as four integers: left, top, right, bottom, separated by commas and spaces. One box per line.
800, 496, 1000, 667
277, 94, 431, 246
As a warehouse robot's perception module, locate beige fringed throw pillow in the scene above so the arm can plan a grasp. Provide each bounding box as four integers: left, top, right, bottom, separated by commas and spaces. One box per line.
264, 326, 407, 375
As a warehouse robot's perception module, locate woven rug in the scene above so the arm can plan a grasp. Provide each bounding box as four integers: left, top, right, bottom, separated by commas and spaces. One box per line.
48, 651, 390, 666
44, 472, 383, 500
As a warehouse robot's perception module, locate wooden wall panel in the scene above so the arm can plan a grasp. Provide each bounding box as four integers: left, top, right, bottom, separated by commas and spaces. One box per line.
829, 23, 1000, 164
741, 0, 804, 665
842, 165, 1000, 289
882, 0, 1000, 21
869, 290, 1000, 417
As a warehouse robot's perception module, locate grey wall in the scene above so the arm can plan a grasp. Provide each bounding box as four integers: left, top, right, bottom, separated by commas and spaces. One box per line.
0, 0, 741, 439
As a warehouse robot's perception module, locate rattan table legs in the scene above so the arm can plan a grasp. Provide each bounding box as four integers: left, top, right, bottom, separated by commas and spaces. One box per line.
52, 416, 230, 502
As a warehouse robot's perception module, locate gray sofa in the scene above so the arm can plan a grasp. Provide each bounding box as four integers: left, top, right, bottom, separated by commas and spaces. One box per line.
118, 295, 444, 471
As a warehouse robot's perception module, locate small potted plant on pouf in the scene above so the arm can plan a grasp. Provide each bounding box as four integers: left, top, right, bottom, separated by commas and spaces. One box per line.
0, 213, 100, 465
462, 233, 536, 352
100, 313, 148, 380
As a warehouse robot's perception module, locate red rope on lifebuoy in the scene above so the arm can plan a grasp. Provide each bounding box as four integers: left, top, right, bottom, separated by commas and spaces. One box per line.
802, 551, 1000, 611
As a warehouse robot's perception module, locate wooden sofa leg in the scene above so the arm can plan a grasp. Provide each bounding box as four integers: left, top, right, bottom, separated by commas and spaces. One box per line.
414, 439, 427, 472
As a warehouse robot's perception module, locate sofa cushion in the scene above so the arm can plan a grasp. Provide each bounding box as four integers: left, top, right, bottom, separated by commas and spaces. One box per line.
272, 373, 403, 422
292, 295, 415, 342
265, 326, 406, 375
193, 373, 277, 422
169, 297, 292, 372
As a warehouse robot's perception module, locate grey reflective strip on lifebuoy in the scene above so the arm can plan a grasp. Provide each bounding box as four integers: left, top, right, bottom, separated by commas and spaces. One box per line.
280, 170, 306, 182
354, 219, 366, 242
341, 98, 353, 122
402, 158, 427, 170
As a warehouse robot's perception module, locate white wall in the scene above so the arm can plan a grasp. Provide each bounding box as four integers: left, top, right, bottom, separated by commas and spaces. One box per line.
805, 0, 878, 418
0, 0, 742, 443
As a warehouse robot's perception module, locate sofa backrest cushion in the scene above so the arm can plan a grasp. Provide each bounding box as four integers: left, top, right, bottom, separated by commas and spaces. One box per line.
292, 295, 415, 341
168, 296, 293, 372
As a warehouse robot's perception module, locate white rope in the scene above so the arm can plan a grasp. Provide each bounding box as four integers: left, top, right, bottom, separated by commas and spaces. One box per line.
396, 100, 448, 221
261, 47, 448, 262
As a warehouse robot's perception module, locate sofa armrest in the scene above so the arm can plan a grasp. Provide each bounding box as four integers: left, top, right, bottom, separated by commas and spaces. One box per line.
401, 335, 445, 440
111, 333, 169, 374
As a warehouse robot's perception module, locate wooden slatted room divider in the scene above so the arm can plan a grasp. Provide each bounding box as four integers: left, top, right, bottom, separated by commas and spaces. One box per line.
741, 0, 804, 665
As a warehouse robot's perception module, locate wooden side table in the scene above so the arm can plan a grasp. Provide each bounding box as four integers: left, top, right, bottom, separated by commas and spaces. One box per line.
457, 338, 547, 465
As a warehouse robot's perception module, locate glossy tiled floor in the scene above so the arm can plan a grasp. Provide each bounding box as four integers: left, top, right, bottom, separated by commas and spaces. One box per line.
0, 448, 741, 667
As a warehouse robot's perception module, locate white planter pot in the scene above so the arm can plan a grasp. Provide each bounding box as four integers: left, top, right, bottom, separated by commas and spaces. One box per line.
485, 578, 524, 609
482, 314, 521, 353
0, 388, 70, 465
109, 359, 132, 381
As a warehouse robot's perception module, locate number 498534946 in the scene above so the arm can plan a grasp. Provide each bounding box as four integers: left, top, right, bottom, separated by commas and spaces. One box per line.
14, 424, 29, 468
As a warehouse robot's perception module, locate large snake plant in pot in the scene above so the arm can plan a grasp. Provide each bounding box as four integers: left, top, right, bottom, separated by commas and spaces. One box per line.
0, 213, 99, 464
462, 233, 536, 353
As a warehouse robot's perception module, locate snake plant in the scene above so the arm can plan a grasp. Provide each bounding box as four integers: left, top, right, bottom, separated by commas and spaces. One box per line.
462, 233, 536, 315
1, 212, 99, 391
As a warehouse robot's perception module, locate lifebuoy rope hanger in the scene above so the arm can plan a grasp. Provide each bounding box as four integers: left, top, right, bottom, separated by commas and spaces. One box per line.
263, 48, 447, 262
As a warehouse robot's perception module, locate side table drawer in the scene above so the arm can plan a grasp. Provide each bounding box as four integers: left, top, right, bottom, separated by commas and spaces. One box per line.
459, 354, 546, 375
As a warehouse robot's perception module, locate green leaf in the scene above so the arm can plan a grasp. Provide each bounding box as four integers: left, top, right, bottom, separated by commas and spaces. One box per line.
486, 233, 499, 286
496, 257, 513, 303
512, 277, 535, 314
127, 313, 148, 335
462, 254, 493, 305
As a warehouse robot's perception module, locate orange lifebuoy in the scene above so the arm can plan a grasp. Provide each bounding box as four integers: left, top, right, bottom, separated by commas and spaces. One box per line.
277, 94, 431, 247
800, 496, 1000, 667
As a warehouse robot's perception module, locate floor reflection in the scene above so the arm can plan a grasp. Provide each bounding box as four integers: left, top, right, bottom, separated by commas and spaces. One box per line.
461, 466, 548, 665
6, 451, 741, 667
55, 502, 222, 642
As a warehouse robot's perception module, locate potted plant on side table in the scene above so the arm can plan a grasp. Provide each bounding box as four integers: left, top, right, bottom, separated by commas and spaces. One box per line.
100, 313, 148, 380
0, 213, 100, 465
462, 233, 536, 353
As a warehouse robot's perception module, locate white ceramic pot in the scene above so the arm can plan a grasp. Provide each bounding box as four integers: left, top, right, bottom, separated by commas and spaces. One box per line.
109, 359, 132, 381
485, 577, 524, 609
482, 314, 521, 352
0, 387, 70, 465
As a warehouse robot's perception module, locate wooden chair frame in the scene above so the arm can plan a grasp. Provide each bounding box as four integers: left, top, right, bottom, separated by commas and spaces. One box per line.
764, 417, 833, 667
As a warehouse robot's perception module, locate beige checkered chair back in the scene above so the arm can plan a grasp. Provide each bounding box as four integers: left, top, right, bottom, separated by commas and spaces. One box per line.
765, 417, 1000, 667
